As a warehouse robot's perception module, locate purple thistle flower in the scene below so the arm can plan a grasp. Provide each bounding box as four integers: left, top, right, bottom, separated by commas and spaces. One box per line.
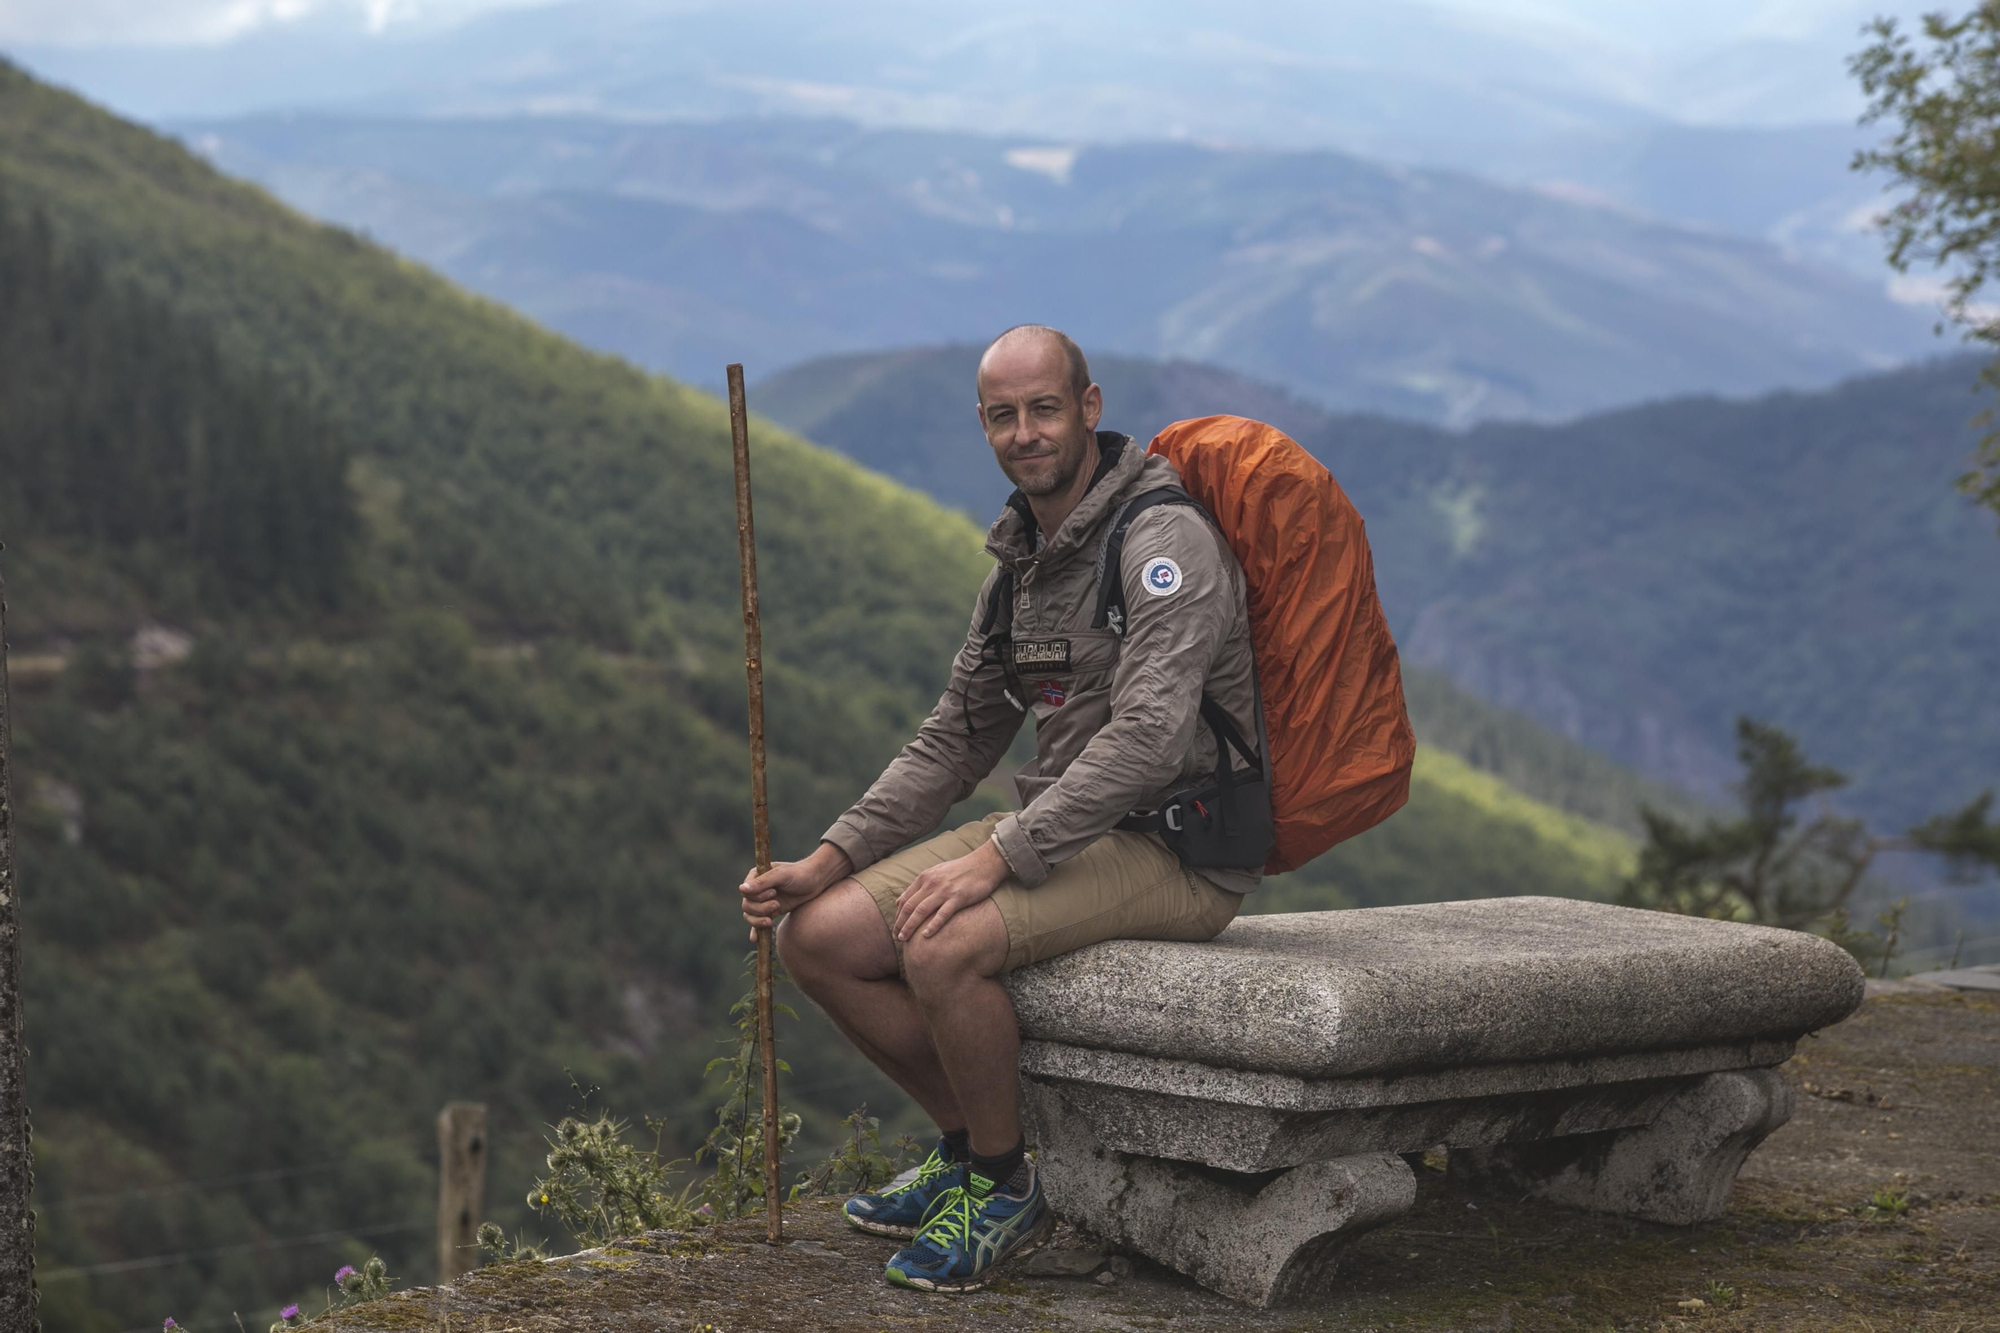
163, 1321, 178, 1331
333, 1265, 357, 1284
280, 1304, 301, 1321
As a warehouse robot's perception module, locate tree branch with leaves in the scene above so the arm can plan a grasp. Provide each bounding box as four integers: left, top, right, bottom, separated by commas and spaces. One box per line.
1623, 717, 1999, 972
1852, 4, 2000, 523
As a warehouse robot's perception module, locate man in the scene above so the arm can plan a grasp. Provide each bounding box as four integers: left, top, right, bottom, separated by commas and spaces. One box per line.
740, 324, 1265, 1292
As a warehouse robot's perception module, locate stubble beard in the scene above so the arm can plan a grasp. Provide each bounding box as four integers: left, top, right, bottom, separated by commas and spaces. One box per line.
1004, 425, 1089, 497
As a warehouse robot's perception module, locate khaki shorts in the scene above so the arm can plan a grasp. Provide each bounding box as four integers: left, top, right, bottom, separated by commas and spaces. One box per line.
854, 811, 1244, 974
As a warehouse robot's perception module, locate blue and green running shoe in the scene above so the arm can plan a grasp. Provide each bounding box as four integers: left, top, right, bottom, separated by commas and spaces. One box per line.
843, 1141, 962, 1239
882, 1159, 1053, 1293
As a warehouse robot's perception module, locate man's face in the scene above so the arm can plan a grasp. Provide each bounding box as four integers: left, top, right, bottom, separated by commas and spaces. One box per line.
977, 339, 1103, 497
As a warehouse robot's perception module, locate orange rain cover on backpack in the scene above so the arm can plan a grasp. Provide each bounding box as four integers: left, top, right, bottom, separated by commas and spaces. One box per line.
1149, 416, 1415, 874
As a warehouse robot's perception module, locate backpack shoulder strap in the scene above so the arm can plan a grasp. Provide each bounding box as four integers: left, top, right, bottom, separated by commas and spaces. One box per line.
979, 568, 1015, 638
1092, 485, 1206, 637
961, 568, 1025, 734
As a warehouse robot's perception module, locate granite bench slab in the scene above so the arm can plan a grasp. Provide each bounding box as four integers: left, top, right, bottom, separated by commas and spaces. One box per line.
1007, 896, 1863, 1076
1004, 897, 1864, 1307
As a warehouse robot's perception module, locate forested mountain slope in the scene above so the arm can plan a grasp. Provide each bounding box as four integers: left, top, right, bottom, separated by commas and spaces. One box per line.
1, 202, 355, 610
757, 345, 2000, 835
0, 70, 967, 1332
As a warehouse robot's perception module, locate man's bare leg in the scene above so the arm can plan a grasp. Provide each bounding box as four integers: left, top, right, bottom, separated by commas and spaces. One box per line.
900, 899, 1020, 1157
778, 879, 965, 1131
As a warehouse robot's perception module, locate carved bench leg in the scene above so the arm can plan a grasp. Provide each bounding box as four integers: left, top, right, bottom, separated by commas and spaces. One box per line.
1026, 1082, 1415, 1307
1449, 1068, 1794, 1225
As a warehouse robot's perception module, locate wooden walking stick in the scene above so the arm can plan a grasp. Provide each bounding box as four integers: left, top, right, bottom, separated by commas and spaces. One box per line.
727, 364, 784, 1244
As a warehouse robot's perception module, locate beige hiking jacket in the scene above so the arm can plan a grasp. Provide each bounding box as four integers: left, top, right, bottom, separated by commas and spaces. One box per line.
821, 433, 1263, 895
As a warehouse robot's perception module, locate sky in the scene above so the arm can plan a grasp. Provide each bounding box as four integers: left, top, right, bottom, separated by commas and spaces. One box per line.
0, 0, 1946, 133
0, 0, 530, 45
0, 0, 1926, 58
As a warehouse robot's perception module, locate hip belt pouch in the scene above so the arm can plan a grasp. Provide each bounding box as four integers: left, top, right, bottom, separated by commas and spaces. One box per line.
1118, 695, 1274, 870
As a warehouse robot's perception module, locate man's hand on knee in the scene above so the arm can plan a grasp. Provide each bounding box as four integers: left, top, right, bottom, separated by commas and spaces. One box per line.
894, 839, 1011, 942
741, 841, 853, 938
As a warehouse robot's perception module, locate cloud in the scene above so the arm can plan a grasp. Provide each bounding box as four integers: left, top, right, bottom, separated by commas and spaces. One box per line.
0, 0, 538, 46
1427, 0, 1928, 51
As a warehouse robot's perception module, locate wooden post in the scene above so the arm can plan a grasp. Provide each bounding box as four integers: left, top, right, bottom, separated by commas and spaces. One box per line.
436, 1102, 487, 1284
0, 547, 37, 1330
726, 364, 783, 1244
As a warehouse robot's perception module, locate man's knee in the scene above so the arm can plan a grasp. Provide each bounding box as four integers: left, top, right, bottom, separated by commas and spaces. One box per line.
902, 907, 1007, 999
774, 889, 843, 976
777, 879, 890, 981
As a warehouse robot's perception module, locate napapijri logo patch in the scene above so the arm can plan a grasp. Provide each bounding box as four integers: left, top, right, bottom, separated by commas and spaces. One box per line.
1038, 679, 1067, 707
1142, 556, 1183, 597
1010, 639, 1071, 671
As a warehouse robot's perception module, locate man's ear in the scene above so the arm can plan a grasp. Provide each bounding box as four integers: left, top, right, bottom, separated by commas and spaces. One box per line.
1081, 382, 1103, 431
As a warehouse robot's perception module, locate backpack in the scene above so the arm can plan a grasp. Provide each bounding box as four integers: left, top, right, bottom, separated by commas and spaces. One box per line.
1100, 415, 1415, 874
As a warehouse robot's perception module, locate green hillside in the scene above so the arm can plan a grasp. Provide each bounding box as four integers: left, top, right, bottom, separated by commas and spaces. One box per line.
1257, 748, 1635, 915
0, 63, 1635, 1333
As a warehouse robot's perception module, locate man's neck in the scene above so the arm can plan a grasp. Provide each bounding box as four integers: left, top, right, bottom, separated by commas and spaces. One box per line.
1024, 435, 1102, 539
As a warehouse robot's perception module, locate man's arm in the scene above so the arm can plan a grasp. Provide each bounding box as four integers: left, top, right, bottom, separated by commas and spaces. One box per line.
818, 567, 1029, 875
991, 507, 1236, 886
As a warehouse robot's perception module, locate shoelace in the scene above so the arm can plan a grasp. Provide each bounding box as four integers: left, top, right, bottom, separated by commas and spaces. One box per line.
882, 1151, 953, 1198
913, 1185, 977, 1249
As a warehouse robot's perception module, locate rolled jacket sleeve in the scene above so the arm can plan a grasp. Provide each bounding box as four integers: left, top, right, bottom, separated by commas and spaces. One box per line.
998, 508, 1234, 886
819, 568, 1028, 871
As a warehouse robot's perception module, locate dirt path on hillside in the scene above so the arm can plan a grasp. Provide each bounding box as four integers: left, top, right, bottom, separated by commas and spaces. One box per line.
321, 990, 1998, 1333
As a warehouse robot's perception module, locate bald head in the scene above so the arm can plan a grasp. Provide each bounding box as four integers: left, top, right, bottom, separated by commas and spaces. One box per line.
974, 323, 1104, 505
976, 324, 1091, 408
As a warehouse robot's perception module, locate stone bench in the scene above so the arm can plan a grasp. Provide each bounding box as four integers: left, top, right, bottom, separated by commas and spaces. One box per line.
1003, 896, 1865, 1307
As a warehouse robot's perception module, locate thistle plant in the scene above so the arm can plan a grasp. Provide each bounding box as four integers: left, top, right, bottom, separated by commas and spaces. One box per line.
331, 1257, 393, 1305
265, 1257, 395, 1330
790, 1105, 920, 1201
692, 967, 801, 1220
518, 1095, 704, 1246
482, 959, 805, 1257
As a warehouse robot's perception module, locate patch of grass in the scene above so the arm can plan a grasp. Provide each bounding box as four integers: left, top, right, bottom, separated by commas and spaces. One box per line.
1862, 1186, 1912, 1221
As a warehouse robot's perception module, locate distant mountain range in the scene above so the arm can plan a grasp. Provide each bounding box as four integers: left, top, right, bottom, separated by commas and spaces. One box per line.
1467, 121, 1897, 283
168, 112, 1936, 427
756, 343, 2000, 847
14, 0, 1925, 290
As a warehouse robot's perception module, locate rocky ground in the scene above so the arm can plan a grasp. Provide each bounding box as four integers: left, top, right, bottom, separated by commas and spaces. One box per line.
319, 988, 1997, 1332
